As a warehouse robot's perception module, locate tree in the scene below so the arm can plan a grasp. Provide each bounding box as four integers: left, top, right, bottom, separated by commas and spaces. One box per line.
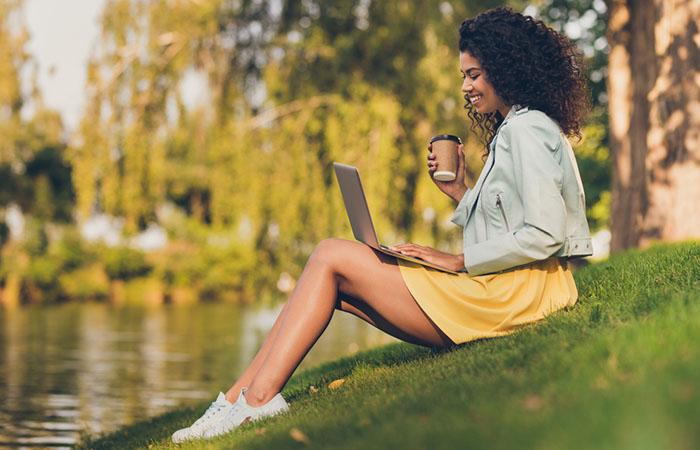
0, 0, 28, 163
606, 0, 700, 252
0, 0, 71, 224
70, 0, 507, 245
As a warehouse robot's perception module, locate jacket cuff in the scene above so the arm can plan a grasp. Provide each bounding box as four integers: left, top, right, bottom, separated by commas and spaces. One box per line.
450, 188, 471, 227
463, 225, 563, 275
463, 234, 525, 275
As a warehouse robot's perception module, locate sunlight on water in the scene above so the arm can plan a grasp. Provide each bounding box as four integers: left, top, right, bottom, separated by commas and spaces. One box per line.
0, 302, 397, 446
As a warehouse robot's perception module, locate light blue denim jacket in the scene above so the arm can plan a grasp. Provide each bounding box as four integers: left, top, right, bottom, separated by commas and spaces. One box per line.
451, 104, 593, 275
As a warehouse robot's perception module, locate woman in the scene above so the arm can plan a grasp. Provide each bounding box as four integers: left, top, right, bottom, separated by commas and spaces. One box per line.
172, 6, 593, 443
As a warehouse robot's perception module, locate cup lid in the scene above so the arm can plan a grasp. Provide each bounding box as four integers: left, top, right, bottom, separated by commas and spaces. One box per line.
430, 134, 462, 144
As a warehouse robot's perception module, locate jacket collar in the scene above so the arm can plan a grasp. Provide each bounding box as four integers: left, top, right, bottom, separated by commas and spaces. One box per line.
495, 104, 526, 135
505, 103, 524, 121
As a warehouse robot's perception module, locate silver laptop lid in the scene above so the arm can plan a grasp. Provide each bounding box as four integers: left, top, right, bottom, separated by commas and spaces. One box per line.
333, 162, 462, 275
332, 162, 380, 248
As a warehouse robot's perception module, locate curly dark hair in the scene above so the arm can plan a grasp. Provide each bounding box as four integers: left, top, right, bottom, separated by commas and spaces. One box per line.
459, 7, 591, 158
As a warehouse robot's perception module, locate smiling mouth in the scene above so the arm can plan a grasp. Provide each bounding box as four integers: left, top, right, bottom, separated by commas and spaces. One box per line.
469, 94, 483, 104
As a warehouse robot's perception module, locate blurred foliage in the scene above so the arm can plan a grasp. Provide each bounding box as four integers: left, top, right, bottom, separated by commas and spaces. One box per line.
1, 0, 612, 304
19, 225, 96, 301
0, 1, 74, 222
573, 106, 611, 230
102, 246, 153, 280
57, 263, 110, 301
68, 0, 513, 243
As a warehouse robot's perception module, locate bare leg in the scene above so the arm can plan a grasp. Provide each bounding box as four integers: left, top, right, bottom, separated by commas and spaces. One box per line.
224, 291, 413, 402
236, 238, 453, 407
224, 291, 403, 402
224, 301, 291, 402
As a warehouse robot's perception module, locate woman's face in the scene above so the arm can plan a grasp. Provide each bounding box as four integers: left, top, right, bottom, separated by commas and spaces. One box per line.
460, 51, 510, 118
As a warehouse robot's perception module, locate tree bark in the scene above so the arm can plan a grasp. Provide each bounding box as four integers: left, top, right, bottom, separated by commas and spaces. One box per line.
607, 0, 700, 252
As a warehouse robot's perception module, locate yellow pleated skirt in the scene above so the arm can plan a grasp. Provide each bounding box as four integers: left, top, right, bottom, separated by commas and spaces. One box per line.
397, 257, 578, 345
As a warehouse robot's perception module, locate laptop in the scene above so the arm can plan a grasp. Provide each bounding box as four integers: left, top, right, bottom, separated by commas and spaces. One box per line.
333, 162, 462, 275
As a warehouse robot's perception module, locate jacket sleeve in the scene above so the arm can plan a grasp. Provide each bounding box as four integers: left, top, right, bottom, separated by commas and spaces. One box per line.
463, 119, 567, 275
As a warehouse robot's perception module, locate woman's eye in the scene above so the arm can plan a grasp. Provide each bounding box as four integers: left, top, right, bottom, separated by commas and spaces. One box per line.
470, 74, 480, 81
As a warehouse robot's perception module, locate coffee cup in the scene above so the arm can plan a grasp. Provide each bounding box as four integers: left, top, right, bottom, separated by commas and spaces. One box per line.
429, 134, 462, 181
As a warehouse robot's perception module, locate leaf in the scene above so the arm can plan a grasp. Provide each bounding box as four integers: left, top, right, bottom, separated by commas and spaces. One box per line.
328, 378, 346, 390
289, 427, 310, 444
522, 394, 544, 411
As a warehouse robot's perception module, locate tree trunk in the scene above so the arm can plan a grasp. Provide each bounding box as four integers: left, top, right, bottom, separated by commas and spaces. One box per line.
607, 0, 700, 253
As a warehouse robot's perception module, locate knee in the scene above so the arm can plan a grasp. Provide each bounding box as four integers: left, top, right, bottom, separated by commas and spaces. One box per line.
309, 238, 348, 270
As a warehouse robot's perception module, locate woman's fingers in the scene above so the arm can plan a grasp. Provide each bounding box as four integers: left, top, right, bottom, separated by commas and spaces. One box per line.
456, 144, 465, 174
427, 152, 437, 172
390, 243, 427, 254
393, 245, 428, 260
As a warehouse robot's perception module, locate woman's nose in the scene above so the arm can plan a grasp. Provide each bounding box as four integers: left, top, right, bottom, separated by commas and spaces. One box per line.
462, 79, 472, 93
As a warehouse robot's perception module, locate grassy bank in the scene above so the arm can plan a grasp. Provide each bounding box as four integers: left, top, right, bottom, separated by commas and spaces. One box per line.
82, 241, 700, 450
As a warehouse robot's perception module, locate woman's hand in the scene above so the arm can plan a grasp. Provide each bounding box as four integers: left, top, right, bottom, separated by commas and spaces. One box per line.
427, 142, 468, 202
389, 243, 465, 272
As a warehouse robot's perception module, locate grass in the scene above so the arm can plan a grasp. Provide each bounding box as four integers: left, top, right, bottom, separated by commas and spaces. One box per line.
81, 241, 700, 450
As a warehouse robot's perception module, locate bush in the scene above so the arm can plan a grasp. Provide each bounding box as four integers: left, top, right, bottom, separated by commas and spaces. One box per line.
101, 246, 152, 280
26, 256, 62, 290
198, 254, 246, 301
151, 240, 258, 302
15, 225, 99, 302
58, 263, 110, 300
50, 228, 93, 271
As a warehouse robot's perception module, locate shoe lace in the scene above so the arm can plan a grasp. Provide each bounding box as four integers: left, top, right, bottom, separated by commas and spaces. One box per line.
192, 400, 228, 427
209, 403, 246, 435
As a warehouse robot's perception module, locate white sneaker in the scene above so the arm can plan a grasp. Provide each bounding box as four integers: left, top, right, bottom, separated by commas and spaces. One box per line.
171, 392, 232, 443
202, 387, 289, 439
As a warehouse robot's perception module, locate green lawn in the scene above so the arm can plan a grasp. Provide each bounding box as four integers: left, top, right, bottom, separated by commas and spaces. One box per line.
81, 241, 700, 450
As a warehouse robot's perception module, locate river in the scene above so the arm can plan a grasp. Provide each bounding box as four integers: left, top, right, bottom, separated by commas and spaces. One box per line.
0, 301, 396, 448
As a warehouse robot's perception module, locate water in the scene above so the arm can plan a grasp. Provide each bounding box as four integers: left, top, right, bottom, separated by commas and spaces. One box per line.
0, 301, 396, 448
